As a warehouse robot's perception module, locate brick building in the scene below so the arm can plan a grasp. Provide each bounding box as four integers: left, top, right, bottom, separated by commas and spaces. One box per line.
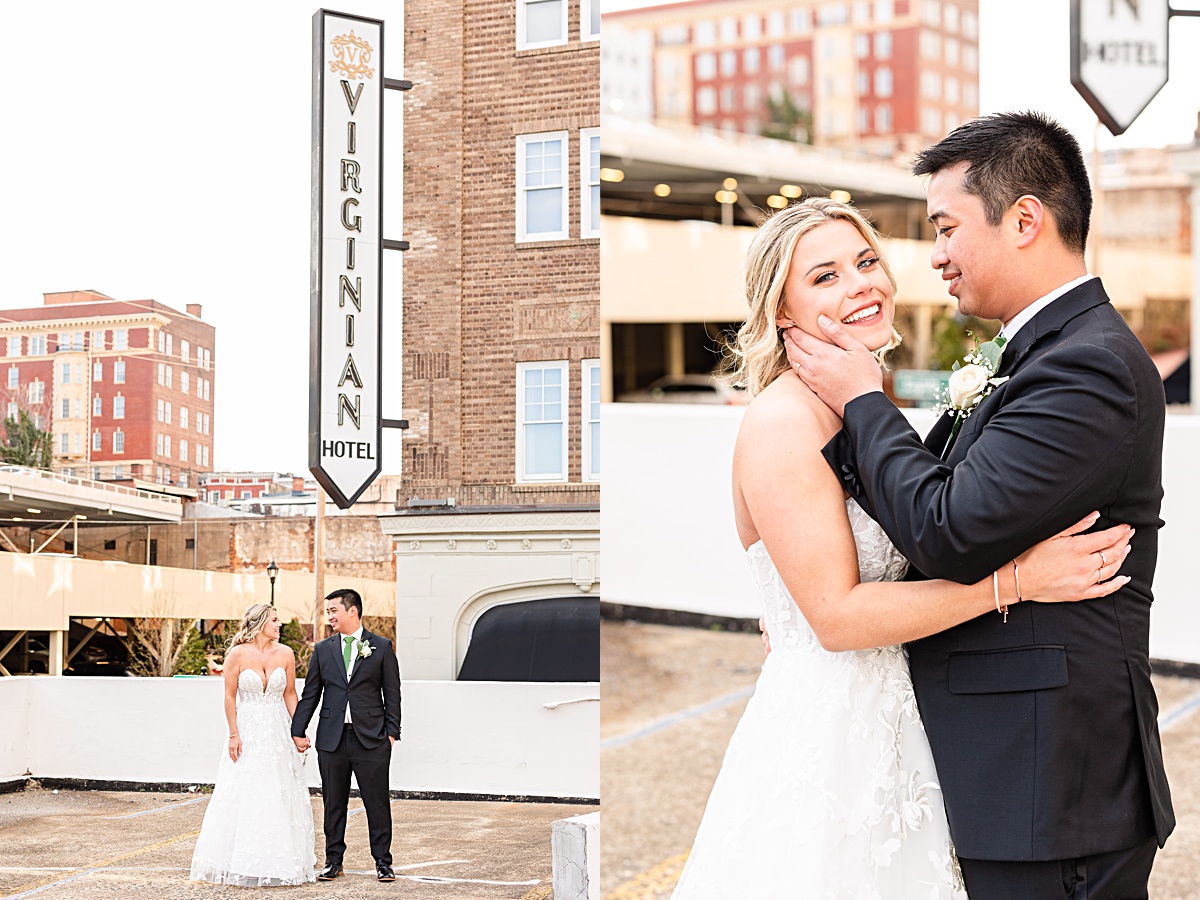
603, 0, 979, 157
0, 290, 215, 488
377, 0, 600, 680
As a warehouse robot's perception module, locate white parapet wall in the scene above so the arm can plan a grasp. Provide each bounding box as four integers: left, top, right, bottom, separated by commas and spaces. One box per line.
0, 677, 599, 799
605, 403, 1200, 664
552, 811, 600, 900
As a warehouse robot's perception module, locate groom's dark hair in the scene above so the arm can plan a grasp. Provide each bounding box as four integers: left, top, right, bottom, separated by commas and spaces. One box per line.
326, 588, 363, 618
912, 111, 1092, 255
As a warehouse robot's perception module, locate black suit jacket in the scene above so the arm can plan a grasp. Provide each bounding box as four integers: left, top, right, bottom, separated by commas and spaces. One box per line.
822, 278, 1173, 861
291, 629, 402, 753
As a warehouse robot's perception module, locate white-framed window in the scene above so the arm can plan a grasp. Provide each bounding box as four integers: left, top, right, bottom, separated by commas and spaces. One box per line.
580, 0, 599, 41
720, 49, 737, 77
30, 335, 46, 355
157, 399, 164, 422
181, 371, 189, 394
157, 331, 166, 353
166, 334, 172, 357
28, 380, 44, 403
62, 398, 71, 419
203, 445, 210, 467
93, 396, 102, 417
855, 33, 870, 58
742, 12, 761, 39
875, 31, 892, 59
114, 360, 125, 383
768, 44, 786, 71
73, 433, 82, 454
516, 132, 569, 242
582, 359, 600, 482
5, 401, 16, 421
180, 407, 189, 430
581, 128, 600, 239
768, 10, 786, 35
61, 362, 71, 384
4, 337, 17, 358
203, 379, 210, 402
876, 103, 892, 132
165, 366, 173, 389
59, 434, 70, 454
876, 0, 894, 21
517, 0, 566, 50
744, 47, 760, 74
156, 434, 164, 456
93, 361, 103, 380
73, 399, 82, 419
875, 66, 893, 97
6, 367, 17, 389
695, 52, 716, 80
695, 20, 715, 45
180, 439, 188, 462
516, 361, 569, 482
157, 363, 165, 386
92, 431, 102, 451
945, 76, 959, 104
181, 339, 190, 363
165, 402, 173, 425
114, 395, 125, 419
945, 37, 959, 67
115, 329, 128, 351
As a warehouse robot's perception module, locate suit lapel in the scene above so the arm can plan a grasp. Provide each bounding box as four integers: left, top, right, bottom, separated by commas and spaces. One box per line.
1000, 277, 1111, 378
329, 634, 349, 684
347, 630, 372, 684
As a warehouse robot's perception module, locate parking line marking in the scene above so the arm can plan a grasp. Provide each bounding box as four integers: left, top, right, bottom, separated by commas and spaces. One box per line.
104, 796, 209, 819
606, 851, 690, 900
601, 686, 755, 751
1159, 686, 1200, 732
0, 829, 200, 899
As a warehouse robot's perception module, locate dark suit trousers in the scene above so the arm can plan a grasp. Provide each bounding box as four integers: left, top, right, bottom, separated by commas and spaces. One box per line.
959, 838, 1157, 900
318, 726, 393, 867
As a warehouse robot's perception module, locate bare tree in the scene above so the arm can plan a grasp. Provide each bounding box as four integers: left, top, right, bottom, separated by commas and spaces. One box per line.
121, 591, 204, 677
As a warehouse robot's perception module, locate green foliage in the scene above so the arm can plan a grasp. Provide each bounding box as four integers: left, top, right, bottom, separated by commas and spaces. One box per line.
204, 619, 239, 656
760, 91, 813, 144
279, 619, 314, 677
929, 314, 1000, 371
0, 409, 51, 468
174, 625, 208, 675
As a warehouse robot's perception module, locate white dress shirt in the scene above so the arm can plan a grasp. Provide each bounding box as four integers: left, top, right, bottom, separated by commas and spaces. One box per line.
342, 625, 364, 724
1000, 273, 1094, 343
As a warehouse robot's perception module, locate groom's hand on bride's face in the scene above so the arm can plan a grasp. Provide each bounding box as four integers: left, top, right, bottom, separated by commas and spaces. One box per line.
784, 320, 883, 417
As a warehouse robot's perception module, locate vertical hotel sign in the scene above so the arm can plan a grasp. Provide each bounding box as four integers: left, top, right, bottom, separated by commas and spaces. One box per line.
310, 9, 383, 508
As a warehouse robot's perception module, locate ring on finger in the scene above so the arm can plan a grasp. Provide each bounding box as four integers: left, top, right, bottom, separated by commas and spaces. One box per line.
1095, 566, 1103, 584
1099, 550, 1108, 567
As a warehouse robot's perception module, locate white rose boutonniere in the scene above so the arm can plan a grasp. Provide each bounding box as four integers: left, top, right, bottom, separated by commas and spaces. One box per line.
932, 332, 1008, 459
357, 639, 374, 658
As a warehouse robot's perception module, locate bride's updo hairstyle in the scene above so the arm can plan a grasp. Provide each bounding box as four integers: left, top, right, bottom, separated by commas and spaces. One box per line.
227, 603, 275, 650
730, 198, 899, 397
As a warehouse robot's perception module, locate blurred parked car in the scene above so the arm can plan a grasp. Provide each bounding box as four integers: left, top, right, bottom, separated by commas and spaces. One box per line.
617, 374, 747, 405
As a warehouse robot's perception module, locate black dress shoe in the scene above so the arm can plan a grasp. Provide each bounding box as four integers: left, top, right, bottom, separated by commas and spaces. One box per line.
316, 862, 344, 881
376, 863, 395, 882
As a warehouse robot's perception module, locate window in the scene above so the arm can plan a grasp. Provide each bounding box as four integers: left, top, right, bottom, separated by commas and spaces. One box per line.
60, 434, 70, 454
180, 407, 189, 429
962, 10, 978, 39
875, 31, 892, 59
203, 445, 209, 467
74, 399, 82, 419
4, 337, 16, 357
944, 2, 959, 33
203, 379, 210, 402
114, 430, 124, 453
582, 360, 600, 481
876, 0, 894, 21
158, 363, 165, 385
73, 332, 84, 351
768, 11, 786, 35
204, 414, 210, 435
721, 85, 735, 112
166, 334, 173, 356
857, 70, 870, 96
581, 0, 599, 41
945, 76, 959, 104
516, 132, 568, 241
945, 37, 959, 67
157, 399, 164, 422
114, 360, 125, 383
854, 1, 870, 22
719, 16, 737, 41
165, 402, 173, 425
28, 380, 44, 403
695, 52, 716, 80
875, 66, 893, 97
93, 431, 102, 451
581, 128, 600, 239
61, 362, 71, 384
181, 371, 189, 394
73, 433, 82, 454
789, 55, 810, 85
517, 361, 568, 482
114, 396, 125, 419
165, 366, 173, 389
62, 398, 71, 419
241, 490, 252, 499
202, 348, 211, 370
157, 434, 164, 456
517, 0, 566, 50
695, 20, 715, 45
818, 2, 848, 26
180, 439, 188, 462
855, 34, 870, 59
876, 103, 892, 131
768, 44, 786, 71
720, 50, 737, 77
963, 45, 978, 73
181, 339, 190, 363
115, 329, 128, 351
660, 24, 688, 44
157, 331, 166, 353
30, 335, 46, 355
6, 367, 17, 389
743, 47, 760, 74
745, 83, 761, 110
790, 8, 810, 32
94, 361, 103, 381
5, 401, 16, 421
93, 396, 102, 417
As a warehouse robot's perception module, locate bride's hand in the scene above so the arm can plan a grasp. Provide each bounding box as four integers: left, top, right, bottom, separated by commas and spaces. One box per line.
1015, 513, 1133, 603
228, 735, 242, 763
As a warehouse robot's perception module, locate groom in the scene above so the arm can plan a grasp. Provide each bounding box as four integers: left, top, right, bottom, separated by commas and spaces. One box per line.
788, 112, 1173, 898
292, 588, 402, 883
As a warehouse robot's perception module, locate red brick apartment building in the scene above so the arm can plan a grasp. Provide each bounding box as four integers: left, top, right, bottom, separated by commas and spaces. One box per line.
0, 290, 215, 489
604, 0, 979, 157
400, 0, 600, 508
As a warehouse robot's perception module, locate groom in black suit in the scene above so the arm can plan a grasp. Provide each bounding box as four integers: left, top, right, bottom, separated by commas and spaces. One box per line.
789, 112, 1173, 898
292, 588, 402, 883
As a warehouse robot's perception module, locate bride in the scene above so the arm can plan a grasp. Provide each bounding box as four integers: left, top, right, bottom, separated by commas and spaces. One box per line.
671, 199, 1133, 899
190, 603, 316, 886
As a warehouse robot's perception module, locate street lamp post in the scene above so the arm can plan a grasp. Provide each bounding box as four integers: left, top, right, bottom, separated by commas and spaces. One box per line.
267, 559, 279, 607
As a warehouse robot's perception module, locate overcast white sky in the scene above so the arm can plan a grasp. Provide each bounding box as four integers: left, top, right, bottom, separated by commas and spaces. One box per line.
3, 1, 1199, 474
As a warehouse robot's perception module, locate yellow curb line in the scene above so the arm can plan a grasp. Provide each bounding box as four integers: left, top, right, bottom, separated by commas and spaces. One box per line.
519, 880, 554, 900
0, 829, 201, 898
606, 850, 690, 900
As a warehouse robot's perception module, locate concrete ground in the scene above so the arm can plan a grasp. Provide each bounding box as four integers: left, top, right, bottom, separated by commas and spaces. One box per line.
0, 789, 593, 899
601, 619, 1200, 900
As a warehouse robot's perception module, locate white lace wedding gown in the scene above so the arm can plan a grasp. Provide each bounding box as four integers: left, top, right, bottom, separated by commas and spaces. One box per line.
190, 666, 317, 886
672, 499, 966, 900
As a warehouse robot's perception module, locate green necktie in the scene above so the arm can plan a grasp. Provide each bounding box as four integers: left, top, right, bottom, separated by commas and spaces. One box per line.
342, 635, 353, 674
